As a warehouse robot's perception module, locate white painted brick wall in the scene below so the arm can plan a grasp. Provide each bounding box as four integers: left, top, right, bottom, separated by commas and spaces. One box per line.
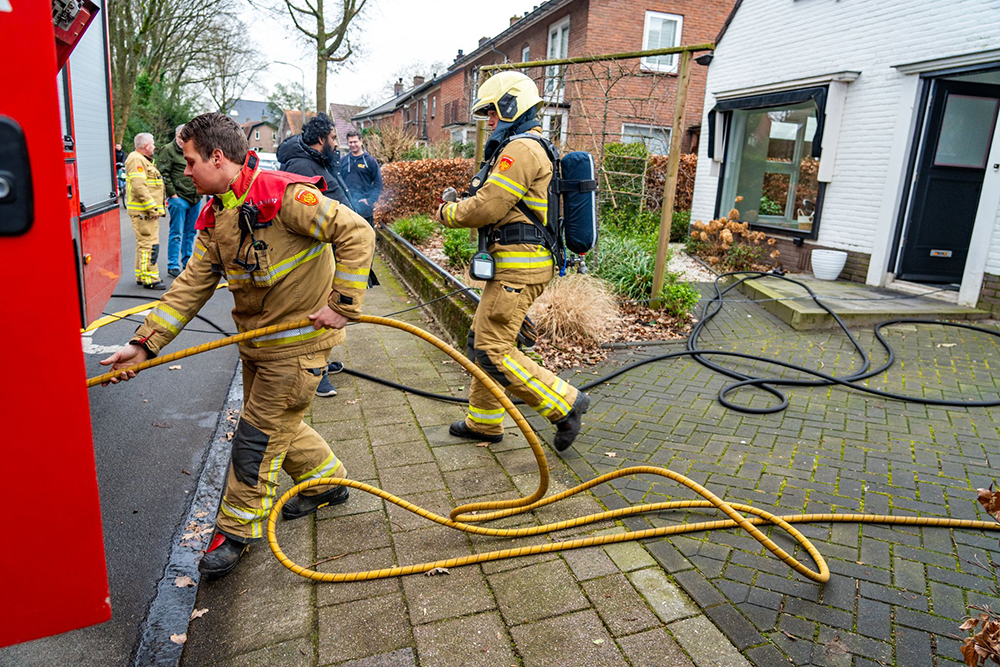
690, 0, 1000, 264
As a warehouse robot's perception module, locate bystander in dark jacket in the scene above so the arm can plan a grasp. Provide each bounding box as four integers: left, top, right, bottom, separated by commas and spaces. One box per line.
276, 114, 353, 208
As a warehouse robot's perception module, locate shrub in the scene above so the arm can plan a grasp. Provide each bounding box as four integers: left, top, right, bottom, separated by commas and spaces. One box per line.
442, 227, 477, 266
527, 274, 618, 343
452, 142, 475, 158
594, 232, 662, 301
390, 215, 436, 245
671, 210, 691, 243
758, 195, 784, 216
363, 125, 417, 164
374, 158, 474, 225
657, 278, 700, 318
688, 200, 781, 272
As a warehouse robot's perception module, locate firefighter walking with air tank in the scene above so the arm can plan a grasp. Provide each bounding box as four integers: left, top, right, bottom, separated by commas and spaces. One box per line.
434, 71, 590, 452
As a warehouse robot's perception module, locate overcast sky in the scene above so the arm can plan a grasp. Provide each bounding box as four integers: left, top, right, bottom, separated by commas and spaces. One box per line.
245, 0, 539, 109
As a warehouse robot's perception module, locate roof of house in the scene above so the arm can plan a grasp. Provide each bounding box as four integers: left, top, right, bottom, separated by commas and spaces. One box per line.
448, 0, 574, 71
241, 120, 274, 136
714, 0, 743, 47
328, 102, 365, 142
353, 69, 463, 122
280, 109, 317, 136
228, 99, 280, 125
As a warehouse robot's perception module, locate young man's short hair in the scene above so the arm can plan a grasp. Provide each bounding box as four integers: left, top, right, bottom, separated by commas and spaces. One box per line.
346, 129, 361, 140
179, 113, 248, 164
303, 113, 335, 147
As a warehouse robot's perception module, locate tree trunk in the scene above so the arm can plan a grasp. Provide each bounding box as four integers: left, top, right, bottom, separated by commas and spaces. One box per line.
316, 46, 327, 114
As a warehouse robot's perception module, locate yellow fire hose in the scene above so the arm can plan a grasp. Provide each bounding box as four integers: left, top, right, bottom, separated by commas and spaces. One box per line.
88, 315, 1000, 584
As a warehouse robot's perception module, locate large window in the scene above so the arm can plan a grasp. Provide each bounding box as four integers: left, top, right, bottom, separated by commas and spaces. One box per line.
720, 97, 823, 233
542, 109, 568, 144
545, 17, 570, 102
621, 123, 670, 155
641, 11, 683, 73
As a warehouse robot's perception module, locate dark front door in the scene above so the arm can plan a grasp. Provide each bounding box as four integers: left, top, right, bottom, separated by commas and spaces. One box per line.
898, 79, 1000, 283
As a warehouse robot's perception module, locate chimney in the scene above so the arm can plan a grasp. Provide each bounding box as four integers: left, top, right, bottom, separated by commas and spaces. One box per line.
393, 78, 403, 96
454, 48, 464, 63
479, 37, 488, 47
510, 15, 520, 26
413, 75, 425, 87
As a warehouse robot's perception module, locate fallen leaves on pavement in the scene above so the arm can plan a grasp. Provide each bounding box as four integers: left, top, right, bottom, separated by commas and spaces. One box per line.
170, 633, 187, 645
174, 576, 195, 588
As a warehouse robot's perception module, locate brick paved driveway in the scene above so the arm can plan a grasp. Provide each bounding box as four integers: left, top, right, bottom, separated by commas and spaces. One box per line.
182, 264, 1000, 667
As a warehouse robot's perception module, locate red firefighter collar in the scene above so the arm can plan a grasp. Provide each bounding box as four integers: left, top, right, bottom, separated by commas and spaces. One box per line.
196, 151, 326, 230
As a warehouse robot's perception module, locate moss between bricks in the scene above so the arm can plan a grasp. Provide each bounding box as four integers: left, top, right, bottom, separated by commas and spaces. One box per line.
376, 229, 477, 346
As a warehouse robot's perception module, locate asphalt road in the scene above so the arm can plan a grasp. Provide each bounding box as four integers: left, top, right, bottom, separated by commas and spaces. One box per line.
0, 205, 239, 666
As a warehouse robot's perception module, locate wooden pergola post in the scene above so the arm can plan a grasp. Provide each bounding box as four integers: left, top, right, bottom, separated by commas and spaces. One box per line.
651, 49, 694, 308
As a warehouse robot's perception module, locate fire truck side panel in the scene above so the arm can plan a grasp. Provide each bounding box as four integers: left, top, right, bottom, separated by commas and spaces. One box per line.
0, 0, 112, 648
65, 0, 121, 325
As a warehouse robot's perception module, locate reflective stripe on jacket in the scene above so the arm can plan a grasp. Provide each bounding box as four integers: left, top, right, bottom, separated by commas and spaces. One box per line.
125, 151, 166, 216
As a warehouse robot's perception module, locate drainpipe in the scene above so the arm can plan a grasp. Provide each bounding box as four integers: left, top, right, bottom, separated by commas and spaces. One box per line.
489, 42, 508, 64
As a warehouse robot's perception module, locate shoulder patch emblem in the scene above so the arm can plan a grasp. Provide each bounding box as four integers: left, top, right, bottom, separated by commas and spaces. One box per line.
295, 189, 319, 206
137, 165, 144, 172
498, 155, 515, 172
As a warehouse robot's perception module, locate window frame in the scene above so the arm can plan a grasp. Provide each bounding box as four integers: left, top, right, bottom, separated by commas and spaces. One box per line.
714, 88, 829, 240
542, 108, 568, 144
620, 122, 671, 155
522, 44, 530, 62
545, 16, 570, 103
641, 11, 683, 74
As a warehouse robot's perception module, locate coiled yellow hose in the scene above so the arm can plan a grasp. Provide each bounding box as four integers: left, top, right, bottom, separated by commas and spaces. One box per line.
88, 315, 1000, 584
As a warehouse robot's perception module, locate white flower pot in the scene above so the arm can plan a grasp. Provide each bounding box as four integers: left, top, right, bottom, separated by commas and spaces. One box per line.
811, 249, 848, 281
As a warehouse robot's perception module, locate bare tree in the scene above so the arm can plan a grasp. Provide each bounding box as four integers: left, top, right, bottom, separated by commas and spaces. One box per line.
281, 0, 368, 111
200, 33, 268, 114
108, 0, 257, 140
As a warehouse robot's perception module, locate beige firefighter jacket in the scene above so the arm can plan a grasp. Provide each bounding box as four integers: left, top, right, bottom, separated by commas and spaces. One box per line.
440, 127, 554, 285
125, 150, 165, 217
131, 181, 375, 362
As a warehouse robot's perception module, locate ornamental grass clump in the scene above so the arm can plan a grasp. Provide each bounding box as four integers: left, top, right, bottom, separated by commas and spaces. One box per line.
688, 198, 781, 272
528, 274, 618, 344
390, 215, 436, 245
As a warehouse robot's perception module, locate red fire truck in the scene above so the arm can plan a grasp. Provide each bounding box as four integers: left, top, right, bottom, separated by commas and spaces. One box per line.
0, 0, 114, 647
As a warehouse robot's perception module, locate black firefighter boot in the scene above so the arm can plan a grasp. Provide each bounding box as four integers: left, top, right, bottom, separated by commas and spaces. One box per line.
199, 532, 249, 579
553, 391, 591, 452
282, 484, 350, 521
449, 420, 504, 443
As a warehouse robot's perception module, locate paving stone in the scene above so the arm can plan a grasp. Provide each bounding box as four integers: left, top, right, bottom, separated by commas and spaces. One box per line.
315, 548, 401, 607
316, 510, 392, 556
508, 610, 627, 667
704, 603, 764, 650
489, 559, 589, 625
338, 648, 416, 666
431, 442, 497, 472
561, 547, 620, 581
318, 593, 412, 664
581, 573, 661, 636
372, 440, 435, 469
627, 567, 699, 623
208, 637, 314, 667
384, 489, 456, 532
443, 464, 515, 499
412, 612, 514, 667
615, 627, 694, 666
669, 615, 752, 667
378, 462, 446, 495
602, 541, 657, 572
402, 565, 496, 625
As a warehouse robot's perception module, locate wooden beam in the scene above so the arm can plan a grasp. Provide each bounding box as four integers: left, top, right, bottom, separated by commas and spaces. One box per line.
651, 49, 694, 308
480, 43, 714, 72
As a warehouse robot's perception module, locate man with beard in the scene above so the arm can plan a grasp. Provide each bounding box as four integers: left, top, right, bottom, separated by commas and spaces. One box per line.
277, 113, 353, 207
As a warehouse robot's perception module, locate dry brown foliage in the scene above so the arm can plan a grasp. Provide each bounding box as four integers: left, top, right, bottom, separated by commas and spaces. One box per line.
364, 125, 417, 164
374, 158, 475, 225
959, 485, 1000, 666
689, 200, 781, 272
528, 274, 619, 344
644, 153, 698, 212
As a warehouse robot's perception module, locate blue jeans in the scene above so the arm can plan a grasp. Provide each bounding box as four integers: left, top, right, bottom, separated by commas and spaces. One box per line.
167, 197, 200, 271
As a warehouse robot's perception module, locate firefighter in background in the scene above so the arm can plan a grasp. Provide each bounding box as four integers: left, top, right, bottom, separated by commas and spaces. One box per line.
434, 72, 589, 452
125, 133, 167, 289
101, 113, 375, 578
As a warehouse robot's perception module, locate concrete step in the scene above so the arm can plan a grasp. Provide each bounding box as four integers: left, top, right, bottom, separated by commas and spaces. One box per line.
734, 274, 990, 330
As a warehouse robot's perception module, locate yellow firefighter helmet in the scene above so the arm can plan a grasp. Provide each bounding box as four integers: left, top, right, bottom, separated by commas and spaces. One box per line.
471, 71, 543, 123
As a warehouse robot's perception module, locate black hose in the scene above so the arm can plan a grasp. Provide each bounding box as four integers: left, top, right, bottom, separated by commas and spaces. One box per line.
330, 271, 1000, 414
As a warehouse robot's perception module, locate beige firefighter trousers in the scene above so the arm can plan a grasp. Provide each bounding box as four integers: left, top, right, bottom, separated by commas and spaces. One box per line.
464, 280, 579, 436
130, 212, 161, 285
217, 347, 347, 541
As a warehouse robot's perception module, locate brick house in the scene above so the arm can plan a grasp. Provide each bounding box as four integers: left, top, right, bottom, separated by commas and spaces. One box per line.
242, 120, 277, 153
356, 0, 733, 153
689, 0, 1000, 309
328, 103, 365, 154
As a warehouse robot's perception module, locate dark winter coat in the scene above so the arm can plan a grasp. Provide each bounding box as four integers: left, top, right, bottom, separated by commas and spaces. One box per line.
158, 140, 198, 204
276, 136, 353, 210
340, 151, 382, 220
